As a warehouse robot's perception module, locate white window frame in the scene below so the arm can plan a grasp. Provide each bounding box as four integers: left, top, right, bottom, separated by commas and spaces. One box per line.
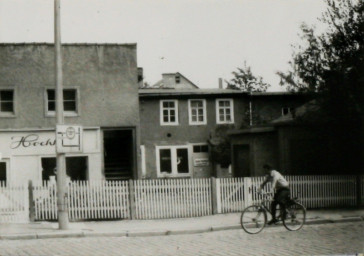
216, 98, 234, 124
192, 143, 209, 153
156, 145, 192, 178
160, 100, 179, 126
188, 99, 207, 125
0, 88, 16, 118
45, 87, 80, 117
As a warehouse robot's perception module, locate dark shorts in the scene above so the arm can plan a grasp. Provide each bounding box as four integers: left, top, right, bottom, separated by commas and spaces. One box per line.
274, 187, 291, 205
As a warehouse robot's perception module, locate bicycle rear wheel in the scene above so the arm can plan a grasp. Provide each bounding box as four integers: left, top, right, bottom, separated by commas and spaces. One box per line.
283, 202, 306, 231
241, 205, 267, 234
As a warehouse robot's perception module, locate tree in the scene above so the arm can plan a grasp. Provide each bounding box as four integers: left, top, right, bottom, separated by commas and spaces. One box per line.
226, 62, 270, 92
277, 0, 364, 174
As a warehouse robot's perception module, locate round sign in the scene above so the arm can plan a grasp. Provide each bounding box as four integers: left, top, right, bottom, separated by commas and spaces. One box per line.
66, 127, 76, 139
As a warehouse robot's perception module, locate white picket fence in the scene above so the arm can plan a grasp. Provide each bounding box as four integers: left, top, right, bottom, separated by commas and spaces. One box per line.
68, 181, 130, 220
1, 175, 363, 222
0, 182, 29, 223
33, 181, 130, 221
362, 175, 364, 205
218, 175, 358, 213
133, 179, 212, 219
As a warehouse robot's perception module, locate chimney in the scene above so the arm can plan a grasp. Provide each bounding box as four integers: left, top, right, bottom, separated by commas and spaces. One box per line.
137, 67, 143, 88
218, 78, 223, 89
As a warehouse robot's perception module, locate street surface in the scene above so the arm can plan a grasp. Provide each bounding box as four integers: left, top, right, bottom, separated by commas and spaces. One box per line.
0, 222, 363, 256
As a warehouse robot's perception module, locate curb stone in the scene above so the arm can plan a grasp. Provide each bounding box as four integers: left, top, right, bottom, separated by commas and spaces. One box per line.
0, 217, 362, 240
83, 231, 128, 237
0, 234, 37, 240
167, 227, 212, 236
127, 230, 168, 237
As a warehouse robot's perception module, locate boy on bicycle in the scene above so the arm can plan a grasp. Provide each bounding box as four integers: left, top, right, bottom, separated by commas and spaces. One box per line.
258, 164, 291, 225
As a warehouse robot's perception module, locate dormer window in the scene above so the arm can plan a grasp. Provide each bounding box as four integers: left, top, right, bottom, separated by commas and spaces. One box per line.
175, 75, 181, 84
282, 107, 292, 116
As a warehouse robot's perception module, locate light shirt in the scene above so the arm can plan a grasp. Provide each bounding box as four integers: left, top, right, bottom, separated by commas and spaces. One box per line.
268, 170, 289, 190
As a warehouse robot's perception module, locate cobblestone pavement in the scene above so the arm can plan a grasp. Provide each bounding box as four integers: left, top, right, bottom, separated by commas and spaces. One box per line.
0, 222, 363, 256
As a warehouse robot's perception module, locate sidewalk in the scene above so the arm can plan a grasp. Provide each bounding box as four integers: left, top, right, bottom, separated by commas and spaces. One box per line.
1, 208, 363, 240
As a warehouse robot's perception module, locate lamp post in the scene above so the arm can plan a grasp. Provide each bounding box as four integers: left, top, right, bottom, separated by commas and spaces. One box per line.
54, 0, 69, 230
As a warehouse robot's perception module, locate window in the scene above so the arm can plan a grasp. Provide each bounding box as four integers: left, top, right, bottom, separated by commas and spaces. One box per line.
216, 99, 234, 124
156, 146, 190, 177
46, 89, 78, 116
41, 156, 88, 181
160, 100, 178, 125
193, 144, 208, 153
0, 90, 14, 116
188, 99, 207, 125
175, 75, 181, 84
282, 107, 292, 116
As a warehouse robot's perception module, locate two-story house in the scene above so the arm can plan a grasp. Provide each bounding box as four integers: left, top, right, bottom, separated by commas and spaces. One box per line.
0, 43, 140, 184
139, 73, 310, 179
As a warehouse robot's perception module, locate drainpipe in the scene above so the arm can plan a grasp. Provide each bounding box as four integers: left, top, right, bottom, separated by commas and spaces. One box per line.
249, 100, 253, 126
218, 78, 223, 89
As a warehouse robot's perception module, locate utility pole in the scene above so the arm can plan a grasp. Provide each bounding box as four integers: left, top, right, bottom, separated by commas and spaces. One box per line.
54, 0, 69, 230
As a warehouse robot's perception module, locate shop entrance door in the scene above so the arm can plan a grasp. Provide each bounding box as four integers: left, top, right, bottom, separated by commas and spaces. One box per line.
103, 129, 134, 180
0, 160, 8, 183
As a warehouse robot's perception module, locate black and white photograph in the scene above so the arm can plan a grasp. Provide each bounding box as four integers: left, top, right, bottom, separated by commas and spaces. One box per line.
0, 0, 363, 255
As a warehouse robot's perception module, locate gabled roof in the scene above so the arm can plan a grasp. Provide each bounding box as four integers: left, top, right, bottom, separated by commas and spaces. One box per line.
151, 72, 199, 89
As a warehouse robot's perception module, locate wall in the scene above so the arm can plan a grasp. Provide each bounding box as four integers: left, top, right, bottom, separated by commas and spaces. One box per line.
160, 74, 197, 89
0, 44, 139, 129
230, 129, 278, 176
0, 43, 141, 179
0, 128, 102, 184
251, 94, 309, 125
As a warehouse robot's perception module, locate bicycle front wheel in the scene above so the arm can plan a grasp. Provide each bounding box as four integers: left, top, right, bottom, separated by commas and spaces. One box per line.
283, 202, 306, 231
241, 205, 267, 234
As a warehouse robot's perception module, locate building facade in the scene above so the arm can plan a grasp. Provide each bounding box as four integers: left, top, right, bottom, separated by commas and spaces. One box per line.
139, 73, 311, 178
0, 43, 140, 184
139, 88, 247, 178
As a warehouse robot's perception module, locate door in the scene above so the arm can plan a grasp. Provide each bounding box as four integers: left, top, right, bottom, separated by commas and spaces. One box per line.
233, 145, 250, 177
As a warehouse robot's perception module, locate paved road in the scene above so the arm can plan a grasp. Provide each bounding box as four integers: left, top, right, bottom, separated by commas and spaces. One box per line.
0, 222, 363, 256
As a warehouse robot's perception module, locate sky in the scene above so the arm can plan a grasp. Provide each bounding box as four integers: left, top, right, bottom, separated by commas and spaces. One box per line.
0, 0, 327, 91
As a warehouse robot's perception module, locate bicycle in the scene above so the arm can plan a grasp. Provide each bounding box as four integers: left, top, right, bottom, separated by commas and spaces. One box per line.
240, 191, 306, 234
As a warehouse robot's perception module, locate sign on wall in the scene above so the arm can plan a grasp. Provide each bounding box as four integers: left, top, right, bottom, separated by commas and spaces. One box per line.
56, 125, 83, 153
194, 158, 209, 167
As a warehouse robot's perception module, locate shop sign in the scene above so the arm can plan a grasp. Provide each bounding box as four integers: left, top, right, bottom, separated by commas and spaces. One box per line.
194, 158, 209, 167
11, 134, 56, 149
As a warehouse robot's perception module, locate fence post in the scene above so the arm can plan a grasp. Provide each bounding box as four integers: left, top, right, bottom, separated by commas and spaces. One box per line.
243, 177, 252, 208
28, 180, 35, 222
128, 179, 136, 219
211, 177, 219, 214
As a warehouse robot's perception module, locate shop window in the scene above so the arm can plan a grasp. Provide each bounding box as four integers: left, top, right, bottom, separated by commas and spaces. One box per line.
156, 146, 190, 177
0, 90, 14, 116
216, 99, 234, 124
41, 156, 88, 181
0, 162, 6, 182
189, 99, 207, 125
160, 100, 178, 125
46, 88, 79, 116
